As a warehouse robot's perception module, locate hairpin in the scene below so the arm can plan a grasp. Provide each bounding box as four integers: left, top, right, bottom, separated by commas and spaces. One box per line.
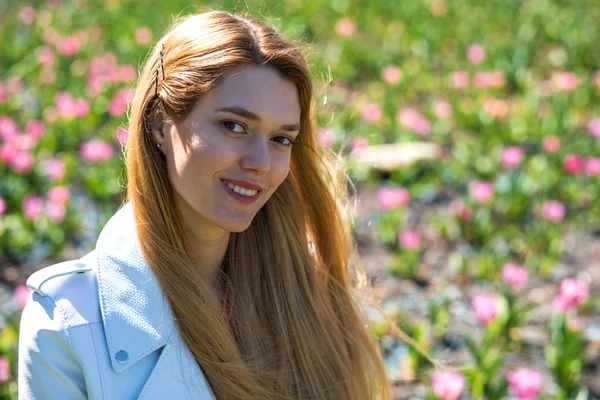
154, 43, 165, 97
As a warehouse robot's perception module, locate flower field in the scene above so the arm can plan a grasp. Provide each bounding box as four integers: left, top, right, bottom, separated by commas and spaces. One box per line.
0, 0, 599, 398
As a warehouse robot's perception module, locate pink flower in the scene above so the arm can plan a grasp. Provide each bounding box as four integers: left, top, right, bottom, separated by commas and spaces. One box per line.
469, 181, 494, 204
501, 146, 525, 169
80, 140, 114, 163
117, 65, 137, 83
317, 128, 335, 147
335, 17, 356, 37
396, 107, 431, 135
553, 278, 589, 313
382, 66, 402, 85
467, 44, 486, 65
585, 157, 600, 177
14, 285, 30, 310
361, 103, 382, 123
23, 195, 44, 221
19, 6, 36, 25
543, 135, 561, 153
448, 199, 473, 222
552, 72, 580, 92
10, 151, 35, 174
506, 368, 542, 400
0, 116, 20, 142
483, 97, 509, 120
398, 230, 422, 250
48, 186, 70, 205
452, 70, 469, 89
55, 92, 77, 118
26, 120, 45, 140
38, 46, 56, 67
431, 370, 465, 400
540, 200, 566, 222
0, 356, 10, 383
563, 154, 585, 175
45, 202, 66, 223
116, 127, 129, 146
588, 119, 600, 140
0, 143, 18, 165
73, 98, 90, 117
0, 196, 6, 216
42, 158, 66, 181
473, 71, 506, 88
108, 88, 134, 117
57, 36, 82, 56
135, 27, 153, 45
471, 293, 501, 325
433, 100, 453, 119
351, 137, 369, 153
376, 187, 410, 210
502, 263, 529, 289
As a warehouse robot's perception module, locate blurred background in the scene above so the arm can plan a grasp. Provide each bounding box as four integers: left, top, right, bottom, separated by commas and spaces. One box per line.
1, 0, 599, 398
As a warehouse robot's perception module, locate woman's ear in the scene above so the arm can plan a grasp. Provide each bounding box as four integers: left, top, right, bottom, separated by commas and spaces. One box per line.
152, 117, 172, 147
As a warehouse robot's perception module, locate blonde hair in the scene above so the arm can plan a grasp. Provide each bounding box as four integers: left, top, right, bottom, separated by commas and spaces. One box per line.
125, 9, 397, 399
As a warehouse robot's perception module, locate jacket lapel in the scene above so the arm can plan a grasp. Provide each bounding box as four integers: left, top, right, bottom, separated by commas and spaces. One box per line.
95, 202, 176, 373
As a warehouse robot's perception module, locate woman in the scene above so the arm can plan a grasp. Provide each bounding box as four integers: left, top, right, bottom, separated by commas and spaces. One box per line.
19, 10, 394, 399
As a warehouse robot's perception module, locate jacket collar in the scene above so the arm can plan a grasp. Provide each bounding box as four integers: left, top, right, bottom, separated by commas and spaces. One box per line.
95, 202, 176, 373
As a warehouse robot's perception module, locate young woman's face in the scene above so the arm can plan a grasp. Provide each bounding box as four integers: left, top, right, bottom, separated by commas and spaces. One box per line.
154, 64, 301, 233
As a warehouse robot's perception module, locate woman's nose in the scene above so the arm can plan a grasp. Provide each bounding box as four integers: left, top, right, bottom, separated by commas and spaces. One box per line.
240, 136, 271, 173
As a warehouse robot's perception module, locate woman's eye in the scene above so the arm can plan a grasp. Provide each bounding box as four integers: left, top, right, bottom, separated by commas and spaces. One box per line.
222, 121, 245, 133
273, 136, 295, 147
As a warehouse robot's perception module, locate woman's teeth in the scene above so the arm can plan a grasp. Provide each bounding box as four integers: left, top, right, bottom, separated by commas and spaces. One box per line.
224, 181, 258, 196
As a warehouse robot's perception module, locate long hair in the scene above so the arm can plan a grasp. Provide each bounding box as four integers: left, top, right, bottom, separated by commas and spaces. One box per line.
125, 10, 394, 399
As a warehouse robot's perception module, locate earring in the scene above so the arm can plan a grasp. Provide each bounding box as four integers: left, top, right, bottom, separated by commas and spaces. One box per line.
156, 143, 161, 150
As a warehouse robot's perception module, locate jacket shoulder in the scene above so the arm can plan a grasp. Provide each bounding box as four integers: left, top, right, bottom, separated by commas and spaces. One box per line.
25, 249, 101, 328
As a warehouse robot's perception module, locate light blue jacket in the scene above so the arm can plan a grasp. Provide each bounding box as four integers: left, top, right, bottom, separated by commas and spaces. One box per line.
18, 202, 216, 399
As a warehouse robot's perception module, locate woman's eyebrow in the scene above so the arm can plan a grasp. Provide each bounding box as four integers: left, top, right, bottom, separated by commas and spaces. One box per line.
215, 106, 300, 132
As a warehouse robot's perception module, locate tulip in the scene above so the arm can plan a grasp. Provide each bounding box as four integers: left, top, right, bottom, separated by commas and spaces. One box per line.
506, 368, 542, 400
431, 370, 465, 400
585, 157, 600, 177
500, 146, 524, 169
335, 17, 356, 37
361, 103, 382, 123
553, 278, 589, 313
563, 154, 585, 175
502, 263, 529, 289
471, 293, 501, 325
14, 285, 30, 310
433, 100, 453, 119
23, 195, 44, 221
467, 44, 485, 65
540, 200, 566, 222
317, 128, 335, 148
542, 135, 561, 153
398, 230, 422, 250
382, 66, 402, 85
80, 140, 114, 163
135, 27, 153, 45
376, 187, 410, 210
469, 181, 494, 204
452, 70, 469, 89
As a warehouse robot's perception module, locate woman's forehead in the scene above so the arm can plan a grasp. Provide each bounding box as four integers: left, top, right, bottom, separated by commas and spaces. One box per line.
202, 65, 301, 121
